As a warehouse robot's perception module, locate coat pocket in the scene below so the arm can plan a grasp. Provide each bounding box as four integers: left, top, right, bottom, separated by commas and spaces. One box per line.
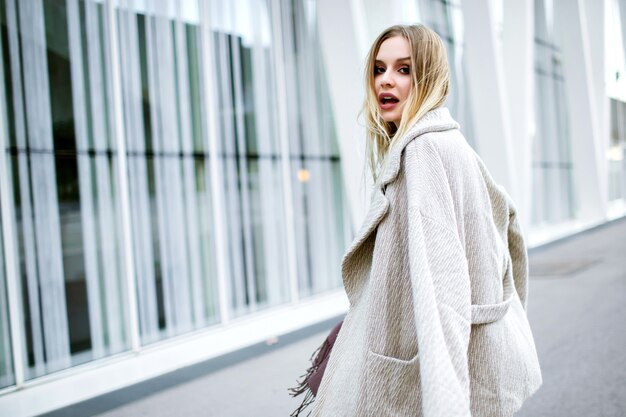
356, 350, 422, 417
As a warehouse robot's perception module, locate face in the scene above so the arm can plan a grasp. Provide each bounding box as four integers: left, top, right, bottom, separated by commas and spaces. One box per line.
374, 36, 412, 126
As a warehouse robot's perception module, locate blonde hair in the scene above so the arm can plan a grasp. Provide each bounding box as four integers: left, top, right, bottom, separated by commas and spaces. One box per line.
363, 24, 450, 185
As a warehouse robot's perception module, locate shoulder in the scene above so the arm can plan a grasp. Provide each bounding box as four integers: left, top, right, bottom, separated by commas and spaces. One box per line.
403, 128, 478, 178
401, 128, 492, 216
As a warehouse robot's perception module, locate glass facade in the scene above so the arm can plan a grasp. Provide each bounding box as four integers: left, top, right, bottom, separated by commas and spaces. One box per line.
0, 0, 348, 383
118, 1, 221, 341
206, 0, 291, 317
279, 0, 349, 297
532, 0, 576, 224
2, 0, 132, 379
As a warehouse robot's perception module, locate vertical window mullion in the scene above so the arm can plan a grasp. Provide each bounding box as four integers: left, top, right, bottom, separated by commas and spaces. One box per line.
199, 0, 230, 324
105, 0, 141, 353
67, 0, 106, 359
173, 1, 205, 329
0, 0, 30, 387
20, 0, 70, 374
0, 7, 24, 386
269, 0, 299, 304
117, 0, 160, 345
224, 1, 258, 313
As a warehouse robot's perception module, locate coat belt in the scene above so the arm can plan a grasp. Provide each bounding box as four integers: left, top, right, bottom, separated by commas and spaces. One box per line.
470, 257, 516, 325
471, 297, 512, 324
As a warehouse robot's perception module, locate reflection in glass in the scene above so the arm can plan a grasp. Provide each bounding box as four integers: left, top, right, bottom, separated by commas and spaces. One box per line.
209, 0, 292, 314
117, 0, 220, 341
280, 0, 350, 297
1, 0, 130, 379
0, 0, 350, 380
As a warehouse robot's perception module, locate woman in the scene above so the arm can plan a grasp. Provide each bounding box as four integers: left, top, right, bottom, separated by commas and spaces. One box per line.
299, 24, 542, 417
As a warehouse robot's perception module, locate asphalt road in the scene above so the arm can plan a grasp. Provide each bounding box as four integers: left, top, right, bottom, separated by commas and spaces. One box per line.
515, 218, 626, 417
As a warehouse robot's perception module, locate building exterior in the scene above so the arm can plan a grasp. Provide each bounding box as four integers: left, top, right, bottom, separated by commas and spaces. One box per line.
0, 0, 623, 415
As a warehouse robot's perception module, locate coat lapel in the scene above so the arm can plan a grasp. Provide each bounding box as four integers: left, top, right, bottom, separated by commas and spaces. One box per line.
340, 107, 460, 296
341, 184, 388, 278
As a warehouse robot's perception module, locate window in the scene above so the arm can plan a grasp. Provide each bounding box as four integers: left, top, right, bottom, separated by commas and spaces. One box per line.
1, 0, 131, 379
0, 0, 348, 379
280, 0, 349, 297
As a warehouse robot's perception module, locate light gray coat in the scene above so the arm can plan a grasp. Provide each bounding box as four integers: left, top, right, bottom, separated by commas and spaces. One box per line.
311, 108, 542, 417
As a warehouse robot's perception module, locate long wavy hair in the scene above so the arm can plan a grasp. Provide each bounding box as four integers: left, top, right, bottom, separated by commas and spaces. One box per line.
363, 24, 450, 185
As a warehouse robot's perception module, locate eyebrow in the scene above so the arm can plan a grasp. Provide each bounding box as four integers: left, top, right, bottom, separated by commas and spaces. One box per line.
375, 57, 411, 64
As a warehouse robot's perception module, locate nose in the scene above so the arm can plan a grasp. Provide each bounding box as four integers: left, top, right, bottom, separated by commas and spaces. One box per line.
380, 70, 395, 88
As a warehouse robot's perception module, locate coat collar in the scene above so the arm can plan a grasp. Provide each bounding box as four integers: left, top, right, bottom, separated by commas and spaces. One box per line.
341, 107, 460, 299
377, 106, 460, 188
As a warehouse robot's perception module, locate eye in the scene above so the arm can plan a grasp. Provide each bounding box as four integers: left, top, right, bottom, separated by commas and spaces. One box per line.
374, 66, 386, 75
399, 66, 410, 74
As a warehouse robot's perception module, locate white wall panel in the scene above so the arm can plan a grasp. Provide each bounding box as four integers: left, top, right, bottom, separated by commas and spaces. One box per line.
503, 0, 535, 226
461, 0, 516, 197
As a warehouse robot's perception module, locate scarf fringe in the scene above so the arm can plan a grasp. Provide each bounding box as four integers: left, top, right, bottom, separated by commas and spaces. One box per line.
289, 389, 315, 417
288, 336, 333, 416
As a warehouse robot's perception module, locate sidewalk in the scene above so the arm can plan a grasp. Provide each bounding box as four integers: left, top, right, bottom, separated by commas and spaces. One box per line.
42, 217, 626, 417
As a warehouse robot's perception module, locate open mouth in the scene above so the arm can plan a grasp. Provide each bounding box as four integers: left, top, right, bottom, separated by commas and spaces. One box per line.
379, 93, 400, 110
380, 96, 399, 104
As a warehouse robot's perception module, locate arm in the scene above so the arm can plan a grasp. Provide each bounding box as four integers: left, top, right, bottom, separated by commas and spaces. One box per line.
499, 186, 530, 309
404, 139, 472, 417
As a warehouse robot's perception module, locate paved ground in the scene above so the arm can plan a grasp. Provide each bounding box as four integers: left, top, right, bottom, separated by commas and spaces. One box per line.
43, 218, 626, 417
515, 217, 626, 417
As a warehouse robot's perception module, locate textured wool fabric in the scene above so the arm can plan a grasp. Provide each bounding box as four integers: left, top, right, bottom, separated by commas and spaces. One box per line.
310, 107, 542, 417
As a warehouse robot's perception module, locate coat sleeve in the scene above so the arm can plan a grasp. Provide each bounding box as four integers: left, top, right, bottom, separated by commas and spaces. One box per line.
403, 138, 472, 417
499, 186, 530, 309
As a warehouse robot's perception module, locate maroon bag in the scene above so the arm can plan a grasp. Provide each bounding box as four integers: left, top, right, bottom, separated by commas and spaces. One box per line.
288, 320, 344, 416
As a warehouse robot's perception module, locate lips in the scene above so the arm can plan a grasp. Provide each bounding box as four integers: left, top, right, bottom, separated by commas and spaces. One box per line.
379, 92, 399, 110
